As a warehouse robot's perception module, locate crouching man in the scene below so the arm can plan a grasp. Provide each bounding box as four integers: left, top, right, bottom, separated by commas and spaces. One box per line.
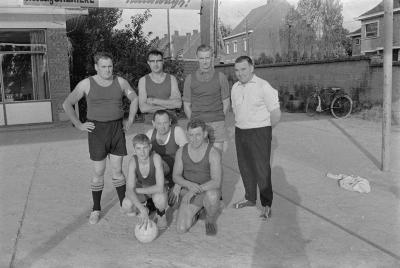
173, 119, 222, 236
122, 134, 168, 229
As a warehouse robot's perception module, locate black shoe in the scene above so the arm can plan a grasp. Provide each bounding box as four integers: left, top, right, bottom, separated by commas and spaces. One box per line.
145, 198, 157, 214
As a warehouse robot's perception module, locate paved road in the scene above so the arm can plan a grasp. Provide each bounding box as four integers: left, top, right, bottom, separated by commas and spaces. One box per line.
1, 112, 399, 268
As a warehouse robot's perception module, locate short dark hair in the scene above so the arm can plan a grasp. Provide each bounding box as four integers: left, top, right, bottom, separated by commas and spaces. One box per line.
132, 134, 150, 146
196, 44, 213, 55
147, 49, 164, 60
187, 118, 206, 131
94, 52, 113, 64
153, 110, 171, 121
235, 55, 253, 66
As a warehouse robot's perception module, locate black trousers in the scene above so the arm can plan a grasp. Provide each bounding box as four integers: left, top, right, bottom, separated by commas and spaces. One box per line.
235, 126, 273, 207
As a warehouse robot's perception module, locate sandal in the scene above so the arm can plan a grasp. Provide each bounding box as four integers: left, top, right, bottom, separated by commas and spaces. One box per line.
233, 200, 256, 209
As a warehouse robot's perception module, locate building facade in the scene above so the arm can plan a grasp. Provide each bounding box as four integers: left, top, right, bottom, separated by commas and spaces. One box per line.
0, 3, 86, 126
221, 0, 291, 63
349, 0, 400, 60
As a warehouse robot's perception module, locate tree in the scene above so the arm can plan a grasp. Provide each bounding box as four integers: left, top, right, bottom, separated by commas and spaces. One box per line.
255, 53, 274, 65
67, 8, 122, 79
67, 8, 162, 120
280, 0, 348, 60
219, 19, 232, 38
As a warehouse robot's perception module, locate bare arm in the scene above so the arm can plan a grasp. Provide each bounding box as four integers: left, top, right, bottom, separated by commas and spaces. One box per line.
118, 77, 138, 131
62, 79, 94, 132
138, 76, 165, 113
219, 72, 231, 116
200, 148, 222, 191
149, 75, 182, 109
145, 128, 154, 140
182, 75, 192, 119
183, 102, 192, 120
270, 108, 281, 127
136, 154, 165, 195
126, 157, 147, 215
174, 126, 188, 147
222, 98, 230, 116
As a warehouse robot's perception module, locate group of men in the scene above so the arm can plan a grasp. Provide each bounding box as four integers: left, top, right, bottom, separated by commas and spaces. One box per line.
63, 44, 281, 236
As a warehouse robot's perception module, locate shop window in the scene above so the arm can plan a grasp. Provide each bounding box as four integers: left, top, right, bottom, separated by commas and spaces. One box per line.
365, 21, 378, 38
0, 30, 48, 102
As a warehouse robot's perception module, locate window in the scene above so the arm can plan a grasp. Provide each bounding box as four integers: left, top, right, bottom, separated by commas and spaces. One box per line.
233, 41, 237, 53
365, 21, 378, 38
355, 38, 360, 45
226, 42, 230, 54
243, 38, 247, 51
0, 30, 49, 102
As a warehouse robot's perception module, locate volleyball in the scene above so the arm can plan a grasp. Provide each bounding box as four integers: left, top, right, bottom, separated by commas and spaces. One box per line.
134, 220, 158, 243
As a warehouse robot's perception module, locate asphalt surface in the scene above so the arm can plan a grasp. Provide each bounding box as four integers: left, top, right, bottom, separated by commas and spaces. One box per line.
1, 112, 399, 268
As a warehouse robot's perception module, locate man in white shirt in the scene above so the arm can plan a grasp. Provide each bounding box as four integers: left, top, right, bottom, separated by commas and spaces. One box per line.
231, 56, 281, 220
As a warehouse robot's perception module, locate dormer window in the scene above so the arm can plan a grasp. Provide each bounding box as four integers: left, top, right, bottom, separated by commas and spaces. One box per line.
365, 21, 378, 38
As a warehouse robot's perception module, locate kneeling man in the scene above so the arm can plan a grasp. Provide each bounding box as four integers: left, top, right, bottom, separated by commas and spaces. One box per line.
122, 134, 168, 229
173, 119, 222, 235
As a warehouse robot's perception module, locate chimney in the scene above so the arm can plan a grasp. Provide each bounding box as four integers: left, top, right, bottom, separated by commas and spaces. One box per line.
193, 29, 199, 35
174, 30, 179, 36
186, 33, 191, 49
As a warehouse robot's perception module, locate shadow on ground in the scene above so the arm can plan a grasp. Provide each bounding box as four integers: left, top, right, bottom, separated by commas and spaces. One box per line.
252, 166, 310, 267
13, 191, 117, 268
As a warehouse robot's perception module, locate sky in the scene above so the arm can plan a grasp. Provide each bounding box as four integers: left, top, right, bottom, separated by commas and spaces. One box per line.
118, 0, 381, 38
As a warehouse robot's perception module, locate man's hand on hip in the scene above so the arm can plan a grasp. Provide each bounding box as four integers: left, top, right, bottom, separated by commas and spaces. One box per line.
123, 117, 134, 132
77, 122, 95, 132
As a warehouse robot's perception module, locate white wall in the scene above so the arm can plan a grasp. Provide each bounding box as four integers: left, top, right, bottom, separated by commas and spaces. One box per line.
5, 101, 52, 125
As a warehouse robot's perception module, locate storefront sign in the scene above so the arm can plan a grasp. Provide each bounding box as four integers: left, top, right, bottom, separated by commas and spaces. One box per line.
23, 0, 201, 9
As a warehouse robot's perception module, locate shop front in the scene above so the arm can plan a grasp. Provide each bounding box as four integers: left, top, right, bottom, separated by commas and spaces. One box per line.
0, 4, 87, 126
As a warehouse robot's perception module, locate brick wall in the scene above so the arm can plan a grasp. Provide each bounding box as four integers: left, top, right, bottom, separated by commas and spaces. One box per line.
212, 58, 400, 115
46, 28, 71, 122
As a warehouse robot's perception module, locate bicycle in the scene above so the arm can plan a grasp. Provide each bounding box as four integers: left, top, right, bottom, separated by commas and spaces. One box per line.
305, 87, 353, 119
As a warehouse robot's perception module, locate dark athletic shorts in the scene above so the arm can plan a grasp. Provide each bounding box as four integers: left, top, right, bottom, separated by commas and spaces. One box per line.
87, 118, 127, 161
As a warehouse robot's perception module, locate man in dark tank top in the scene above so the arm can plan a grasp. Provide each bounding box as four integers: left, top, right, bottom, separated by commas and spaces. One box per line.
145, 110, 188, 206
182, 44, 230, 152
63, 52, 138, 225
173, 119, 222, 236
138, 50, 182, 123
121, 134, 168, 229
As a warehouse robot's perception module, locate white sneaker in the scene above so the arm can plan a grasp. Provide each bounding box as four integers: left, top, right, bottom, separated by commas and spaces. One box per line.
89, 210, 100, 224
120, 206, 137, 217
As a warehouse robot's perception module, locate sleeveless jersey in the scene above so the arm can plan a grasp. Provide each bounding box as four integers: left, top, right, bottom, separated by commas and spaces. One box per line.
182, 143, 213, 184
145, 74, 171, 99
190, 71, 225, 122
150, 125, 179, 172
86, 76, 124, 121
134, 153, 157, 187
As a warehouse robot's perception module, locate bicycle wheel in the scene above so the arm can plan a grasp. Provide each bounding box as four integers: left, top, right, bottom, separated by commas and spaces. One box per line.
330, 95, 352, 119
306, 95, 319, 116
